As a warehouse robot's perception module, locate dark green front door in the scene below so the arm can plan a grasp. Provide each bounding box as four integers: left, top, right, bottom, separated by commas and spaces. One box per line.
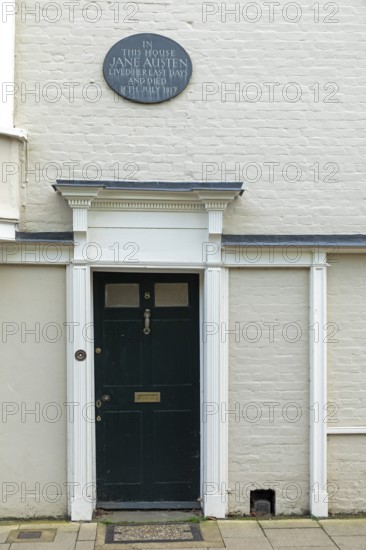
93, 273, 200, 507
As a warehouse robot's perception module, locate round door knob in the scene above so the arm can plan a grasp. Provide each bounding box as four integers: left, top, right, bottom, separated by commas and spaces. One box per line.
101, 394, 111, 403
75, 349, 86, 361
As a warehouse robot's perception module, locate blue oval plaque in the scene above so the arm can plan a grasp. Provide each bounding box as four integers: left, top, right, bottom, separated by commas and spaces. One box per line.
103, 33, 193, 104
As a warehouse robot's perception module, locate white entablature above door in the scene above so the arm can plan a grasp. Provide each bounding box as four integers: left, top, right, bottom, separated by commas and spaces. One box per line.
53, 180, 244, 265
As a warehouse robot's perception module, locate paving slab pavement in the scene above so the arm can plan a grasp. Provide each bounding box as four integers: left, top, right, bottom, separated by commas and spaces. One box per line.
263, 527, 337, 548
223, 536, 273, 550
0, 516, 366, 549
320, 518, 366, 535
76, 542, 95, 550
78, 524, 97, 541
274, 548, 337, 550
0, 525, 19, 544
331, 536, 366, 550
259, 519, 321, 529
216, 520, 262, 537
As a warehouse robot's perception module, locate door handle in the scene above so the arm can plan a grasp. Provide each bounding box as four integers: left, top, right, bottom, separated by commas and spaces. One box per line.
143, 309, 151, 335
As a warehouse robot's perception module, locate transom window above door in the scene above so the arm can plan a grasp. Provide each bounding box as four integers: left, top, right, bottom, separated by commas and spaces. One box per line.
104, 282, 189, 308
105, 284, 140, 307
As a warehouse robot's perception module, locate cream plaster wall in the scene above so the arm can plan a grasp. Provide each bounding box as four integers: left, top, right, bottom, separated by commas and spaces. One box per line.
0, 265, 67, 518
228, 268, 309, 515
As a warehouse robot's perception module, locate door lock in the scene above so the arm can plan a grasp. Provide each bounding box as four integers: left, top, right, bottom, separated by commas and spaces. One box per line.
96, 399, 102, 408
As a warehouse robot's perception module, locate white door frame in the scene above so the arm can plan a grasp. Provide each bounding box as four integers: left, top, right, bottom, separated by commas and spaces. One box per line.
66, 263, 230, 521
56, 182, 242, 521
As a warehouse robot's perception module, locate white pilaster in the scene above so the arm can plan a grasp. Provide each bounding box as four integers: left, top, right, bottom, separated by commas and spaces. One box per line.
204, 201, 231, 236
206, 209, 223, 235
203, 267, 229, 518
309, 251, 328, 517
69, 199, 92, 262
67, 264, 95, 521
72, 207, 88, 232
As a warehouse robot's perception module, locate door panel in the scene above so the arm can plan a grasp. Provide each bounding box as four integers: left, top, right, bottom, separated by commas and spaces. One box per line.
103, 411, 143, 484
153, 411, 194, 482
104, 321, 142, 386
94, 272, 200, 507
152, 320, 192, 385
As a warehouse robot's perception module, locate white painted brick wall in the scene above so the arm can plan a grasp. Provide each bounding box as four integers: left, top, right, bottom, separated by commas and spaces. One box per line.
327, 254, 366, 513
328, 435, 366, 514
228, 268, 309, 515
11, 0, 366, 234
327, 254, 366, 425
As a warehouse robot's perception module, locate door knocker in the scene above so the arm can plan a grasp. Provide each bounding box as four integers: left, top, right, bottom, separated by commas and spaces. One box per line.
143, 309, 151, 334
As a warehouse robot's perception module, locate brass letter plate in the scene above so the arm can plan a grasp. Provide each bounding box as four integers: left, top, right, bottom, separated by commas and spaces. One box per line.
134, 392, 161, 403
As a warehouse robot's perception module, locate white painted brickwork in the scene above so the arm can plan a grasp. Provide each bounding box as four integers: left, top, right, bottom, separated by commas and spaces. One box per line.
228, 268, 309, 515
328, 435, 366, 514
327, 254, 366, 426
11, 0, 366, 233
0, 266, 67, 518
